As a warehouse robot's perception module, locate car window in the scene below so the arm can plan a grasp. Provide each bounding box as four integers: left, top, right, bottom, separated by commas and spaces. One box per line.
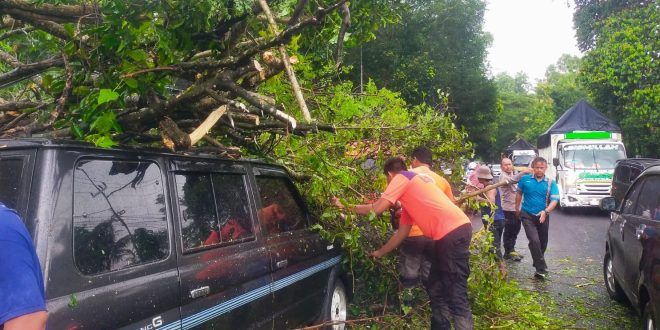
0, 158, 23, 210
73, 160, 169, 276
176, 173, 254, 251
255, 176, 307, 236
622, 179, 644, 215
613, 165, 630, 184
211, 174, 254, 243
633, 176, 660, 220
630, 167, 642, 182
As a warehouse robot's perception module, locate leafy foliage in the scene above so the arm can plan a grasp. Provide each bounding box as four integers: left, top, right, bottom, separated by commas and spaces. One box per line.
343, 0, 498, 159
578, 3, 659, 157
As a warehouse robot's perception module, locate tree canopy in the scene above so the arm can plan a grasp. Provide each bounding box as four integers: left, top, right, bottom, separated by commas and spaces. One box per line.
576, 2, 659, 157
343, 0, 498, 158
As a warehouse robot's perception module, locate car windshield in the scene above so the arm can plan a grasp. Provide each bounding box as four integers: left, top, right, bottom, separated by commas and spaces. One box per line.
513, 155, 534, 166
562, 144, 626, 170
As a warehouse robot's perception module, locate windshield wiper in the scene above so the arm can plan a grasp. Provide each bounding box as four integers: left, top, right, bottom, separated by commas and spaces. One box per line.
592, 150, 599, 172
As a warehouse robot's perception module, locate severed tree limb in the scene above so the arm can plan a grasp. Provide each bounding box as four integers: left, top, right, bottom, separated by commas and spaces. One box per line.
258, 0, 312, 122
43, 54, 72, 127
0, 100, 43, 112
1, 9, 70, 40
288, 0, 309, 26
0, 27, 34, 41
189, 105, 227, 145
0, 49, 44, 86
0, 55, 63, 87
0, 0, 98, 21
160, 105, 228, 151
211, 81, 298, 129
455, 179, 513, 204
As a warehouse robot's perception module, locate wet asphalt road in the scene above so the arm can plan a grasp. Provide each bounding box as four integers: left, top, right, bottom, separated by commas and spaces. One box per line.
471, 207, 639, 329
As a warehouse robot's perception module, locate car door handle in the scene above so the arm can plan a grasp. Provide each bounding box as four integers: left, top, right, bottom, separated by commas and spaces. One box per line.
276, 259, 288, 269
190, 286, 210, 299
620, 219, 626, 233
636, 224, 647, 240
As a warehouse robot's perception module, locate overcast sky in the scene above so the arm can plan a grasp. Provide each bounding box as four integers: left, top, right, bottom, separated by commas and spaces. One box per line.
484, 0, 582, 84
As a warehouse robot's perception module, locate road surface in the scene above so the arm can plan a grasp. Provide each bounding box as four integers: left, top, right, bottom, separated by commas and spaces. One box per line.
472, 207, 639, 329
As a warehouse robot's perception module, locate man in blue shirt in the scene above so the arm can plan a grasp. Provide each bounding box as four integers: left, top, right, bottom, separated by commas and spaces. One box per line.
515, 157, 559, 279
0, 202, 48, 329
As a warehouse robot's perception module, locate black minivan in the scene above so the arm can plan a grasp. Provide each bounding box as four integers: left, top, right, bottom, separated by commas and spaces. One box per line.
0, 139, 348, 329
601, 163, 660, 329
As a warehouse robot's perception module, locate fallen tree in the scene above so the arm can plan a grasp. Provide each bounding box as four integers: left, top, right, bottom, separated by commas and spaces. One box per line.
0, 0, 358, 153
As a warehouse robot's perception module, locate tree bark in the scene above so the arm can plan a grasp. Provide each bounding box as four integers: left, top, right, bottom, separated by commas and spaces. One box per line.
258, 0, 312, 123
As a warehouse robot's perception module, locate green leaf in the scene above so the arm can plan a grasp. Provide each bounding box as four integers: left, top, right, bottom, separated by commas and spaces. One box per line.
42, 74, 53, 90
63, 23, 75, 37
97, 89, 119, 105
94, 135, 116, 148
124, 78, 138, 89
71, 124, 84, 138
68, 294, 78, 309
127, 49, 148, 62
90, 111, 118, 133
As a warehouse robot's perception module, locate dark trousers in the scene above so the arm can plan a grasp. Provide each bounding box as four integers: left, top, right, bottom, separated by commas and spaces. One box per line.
399, 236, 433, 288
427, 223, 474, 330
520, 211, 549, 272
482, 219, 504, 259
503, 211, 521, 254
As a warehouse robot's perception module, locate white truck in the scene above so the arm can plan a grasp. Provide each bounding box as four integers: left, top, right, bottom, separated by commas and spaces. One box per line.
537, 100, 627, 208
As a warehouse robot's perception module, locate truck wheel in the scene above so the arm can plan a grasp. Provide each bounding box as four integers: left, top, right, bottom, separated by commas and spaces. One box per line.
643, 300, 655, 330
321, 280, 347, 330
604, 252, 625, 302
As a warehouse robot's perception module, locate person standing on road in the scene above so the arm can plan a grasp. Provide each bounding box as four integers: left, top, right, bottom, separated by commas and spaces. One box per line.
499, 158, 532, 261
0, 202, 48, 330
474, 166, 506, 259
333, 157, 473, 330
515, 157, 559, 279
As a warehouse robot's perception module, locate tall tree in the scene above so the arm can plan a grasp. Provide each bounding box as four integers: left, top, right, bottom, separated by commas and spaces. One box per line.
577, 3, 659, 157
573, 0, 652, 52
535, 54, 589, 117
344, 0, 498, 158
490, 73, 554, 161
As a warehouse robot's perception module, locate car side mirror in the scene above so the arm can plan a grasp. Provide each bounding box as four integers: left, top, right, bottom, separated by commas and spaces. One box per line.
552, 158, 560, 167
599, 197, 618, 212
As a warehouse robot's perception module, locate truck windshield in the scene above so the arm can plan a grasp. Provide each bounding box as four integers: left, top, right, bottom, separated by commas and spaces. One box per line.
562, 144, 625, 170
0, 158, 24, 210
513, 155, 534, 167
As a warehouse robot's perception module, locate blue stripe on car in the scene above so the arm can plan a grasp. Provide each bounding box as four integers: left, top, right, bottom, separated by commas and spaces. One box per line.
159, 255, 341, 330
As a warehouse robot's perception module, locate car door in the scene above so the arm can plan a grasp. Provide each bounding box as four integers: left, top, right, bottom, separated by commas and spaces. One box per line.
45, 155, 181, 329
610, 176, 643, 290
171, 160, 273, 329
252, 167, 341, 329
622, 175, 660, 303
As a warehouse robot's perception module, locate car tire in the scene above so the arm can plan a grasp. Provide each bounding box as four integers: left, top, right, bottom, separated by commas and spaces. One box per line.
643, 300, 655, 330
320, 279, 347, 330
603, 251, 625, 302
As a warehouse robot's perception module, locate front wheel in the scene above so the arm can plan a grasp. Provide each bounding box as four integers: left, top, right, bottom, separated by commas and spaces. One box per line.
323, 280, 347, 330
603, 251, 625, 302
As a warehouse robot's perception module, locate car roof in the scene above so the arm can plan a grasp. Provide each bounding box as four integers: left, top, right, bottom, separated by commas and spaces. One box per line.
615, 158, 660, 168
640, 164, 660, 176
0, 138, 277, 167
